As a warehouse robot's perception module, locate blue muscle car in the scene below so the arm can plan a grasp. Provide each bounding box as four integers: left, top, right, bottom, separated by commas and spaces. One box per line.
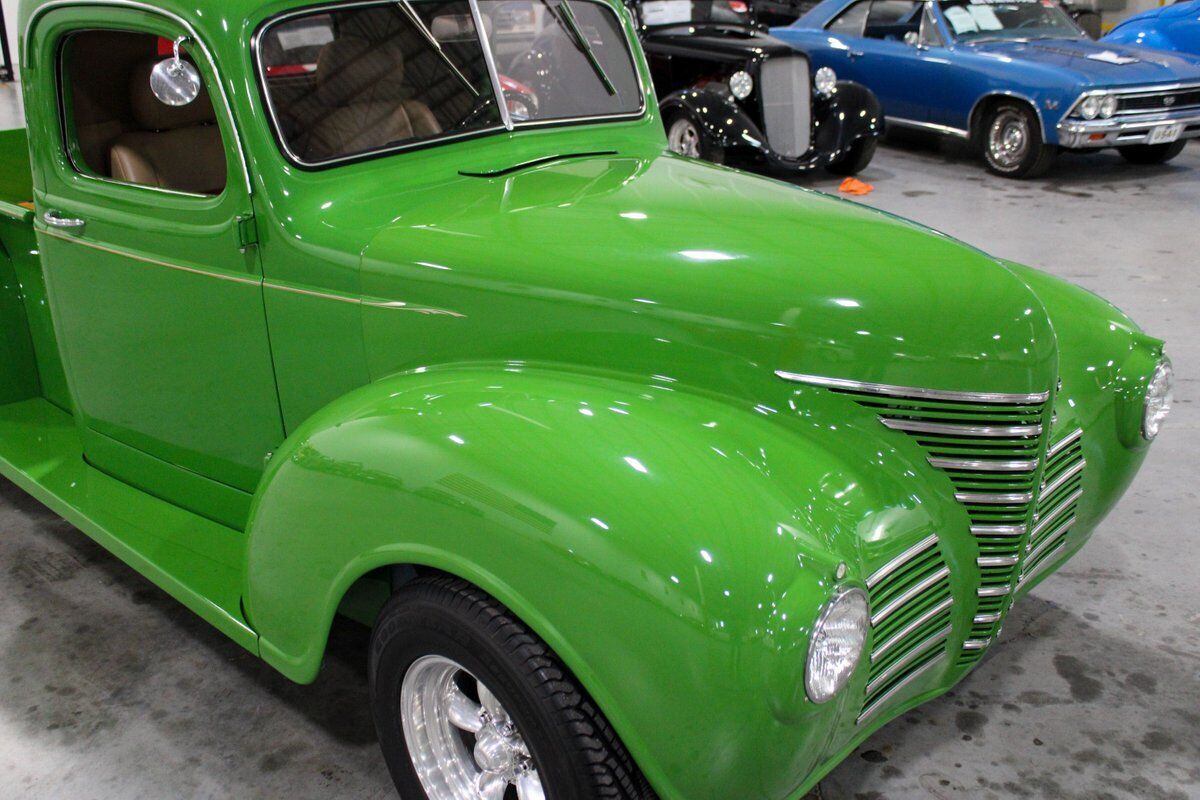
1105, 1, 1200, 57
772, 0, 1200, 177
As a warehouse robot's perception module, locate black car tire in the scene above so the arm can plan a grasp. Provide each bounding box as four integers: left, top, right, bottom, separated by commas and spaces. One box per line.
826, 136, 878, 176
665, 109, 725, 164
980, 102, 1056, 179
370, 575, 655, 800
1117, 140, 1187, 165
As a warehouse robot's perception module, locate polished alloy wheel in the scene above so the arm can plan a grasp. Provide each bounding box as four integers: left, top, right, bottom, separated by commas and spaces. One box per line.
667, 117, 702, 159
987, 109, 1030, 171
402, 655, 545, 800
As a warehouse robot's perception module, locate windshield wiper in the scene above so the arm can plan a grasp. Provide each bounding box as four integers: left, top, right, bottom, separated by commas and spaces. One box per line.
396, 0, 480, 96
545, 0, 617, 96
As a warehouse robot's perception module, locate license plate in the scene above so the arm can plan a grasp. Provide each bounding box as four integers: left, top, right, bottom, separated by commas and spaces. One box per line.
1147, 124, 1183, 145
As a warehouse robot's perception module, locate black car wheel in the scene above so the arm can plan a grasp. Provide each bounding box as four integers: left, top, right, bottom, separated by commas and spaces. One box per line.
1118, 140, 1187, 165
370, 575, 655, 800
665, 110, 724, 164
826, 136, 877, 176
981, 102, 1056, 179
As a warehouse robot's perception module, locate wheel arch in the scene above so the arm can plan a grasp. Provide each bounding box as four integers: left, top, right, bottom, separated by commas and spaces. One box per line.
968, 91, 1051, 148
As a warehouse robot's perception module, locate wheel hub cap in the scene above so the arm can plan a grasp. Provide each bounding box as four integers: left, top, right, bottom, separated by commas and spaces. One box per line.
668, 118, 702, 159
402, 655, 546, 800
988, 111, 1030, 169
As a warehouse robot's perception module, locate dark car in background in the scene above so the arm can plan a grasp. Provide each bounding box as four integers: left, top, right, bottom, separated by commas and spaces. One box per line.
631, 0, 882, 174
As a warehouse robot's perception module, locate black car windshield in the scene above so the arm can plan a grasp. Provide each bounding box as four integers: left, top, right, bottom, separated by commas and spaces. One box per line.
633, 0, 752, 27
938, 0, 1083, 41
257, 0, 643, 166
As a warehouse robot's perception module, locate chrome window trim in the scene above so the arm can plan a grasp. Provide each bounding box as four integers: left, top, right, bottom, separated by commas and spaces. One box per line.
928, 456, 1039, 472
865, 625, 952, 696
774, 371, 1050, 404
866, 533, 939, 589
870, 566, 950, 627
29, 0, 254, 196
881, 418, 1042, 438
251, 0, 648, 170
870, 595, 953, 663
857, 651, 947, 725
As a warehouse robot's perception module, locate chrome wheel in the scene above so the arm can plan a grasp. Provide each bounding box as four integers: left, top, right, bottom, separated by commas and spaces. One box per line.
402, 655, 545, 800
987, 109, 1030, 171
667, 116, 702, 159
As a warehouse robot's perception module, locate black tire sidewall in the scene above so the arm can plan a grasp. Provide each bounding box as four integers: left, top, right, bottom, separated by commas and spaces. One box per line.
666, 109, 725, 164
827, 136, 877, 176
982, 102, 1052, 178
370, 594, 585, 800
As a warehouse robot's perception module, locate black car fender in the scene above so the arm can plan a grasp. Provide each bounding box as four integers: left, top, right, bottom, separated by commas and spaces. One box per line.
811, 80, 883, 159
659, 87, 770, 157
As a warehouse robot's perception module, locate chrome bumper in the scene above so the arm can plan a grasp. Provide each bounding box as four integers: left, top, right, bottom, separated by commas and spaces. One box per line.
1058, 107, 1200, 148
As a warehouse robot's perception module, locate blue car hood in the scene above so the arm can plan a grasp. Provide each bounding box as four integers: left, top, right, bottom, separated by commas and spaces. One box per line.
968, 37, 1200, 85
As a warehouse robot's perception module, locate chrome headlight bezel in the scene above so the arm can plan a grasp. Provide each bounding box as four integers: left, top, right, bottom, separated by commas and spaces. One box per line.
1098, 94, 1118, 119
1142, 356, 1174, 440
1078, 95, 1101, 120
814, 66, 837, 98
729, 70, 754, 100
805, 586, 870, 704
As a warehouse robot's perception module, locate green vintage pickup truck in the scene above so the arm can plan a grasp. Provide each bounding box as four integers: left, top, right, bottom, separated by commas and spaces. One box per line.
0, 0, 1172, 798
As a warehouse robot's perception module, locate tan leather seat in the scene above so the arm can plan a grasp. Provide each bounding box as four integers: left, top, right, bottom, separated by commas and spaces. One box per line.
109, 59, 227, 195
298, 34, 442, 162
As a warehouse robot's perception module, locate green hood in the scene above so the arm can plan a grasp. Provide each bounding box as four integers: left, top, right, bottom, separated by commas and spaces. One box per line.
359, 153, 1058, 398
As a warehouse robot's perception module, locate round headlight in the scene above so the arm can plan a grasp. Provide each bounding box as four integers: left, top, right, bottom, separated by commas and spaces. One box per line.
814, 66, 838, 98
1143, 357, 1174, 440
1079, 95, 1101, 120
1099, 94, 1118, 119
729, 70, 754, 100
805, 587, 869, 704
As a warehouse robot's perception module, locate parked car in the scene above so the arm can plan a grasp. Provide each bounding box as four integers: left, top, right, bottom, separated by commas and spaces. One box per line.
631, 0, 882, 174
773, 0, 1200, 177
1105, 0, 1200, 56
0, 0, 1172, 797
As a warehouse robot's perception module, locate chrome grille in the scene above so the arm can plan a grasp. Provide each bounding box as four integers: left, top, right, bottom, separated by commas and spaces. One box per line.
1019, 428, 1085, 592
859, 533, 953, 725
760, 56, 812, 159
1117, 85, 1200, 115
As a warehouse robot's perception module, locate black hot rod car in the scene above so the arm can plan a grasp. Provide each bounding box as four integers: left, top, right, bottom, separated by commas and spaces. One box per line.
630, 0, 881, 174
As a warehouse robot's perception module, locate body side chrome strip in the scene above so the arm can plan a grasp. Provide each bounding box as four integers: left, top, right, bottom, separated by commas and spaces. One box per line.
43, 231, 260, 286
930, 456, 1039, 472
1040, 459, 1087, 499
871, 596, 954, 663
970, 523, 1027, 537
885, 116, 971, 139
882, 418, 1042, 438
866, 626, 952, 696
956, 490, 1034, 504
1046, 428, 1083, 459
866, 534, 939, 589
774, 372, 1050, 405
870, 566, 951, 627
857, 652, 948, 725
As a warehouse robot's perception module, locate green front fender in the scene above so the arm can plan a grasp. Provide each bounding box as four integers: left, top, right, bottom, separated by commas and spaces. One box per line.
244, 365, 958, 800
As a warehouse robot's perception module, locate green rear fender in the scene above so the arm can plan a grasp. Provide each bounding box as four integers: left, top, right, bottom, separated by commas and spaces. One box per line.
244, 365, 957, 800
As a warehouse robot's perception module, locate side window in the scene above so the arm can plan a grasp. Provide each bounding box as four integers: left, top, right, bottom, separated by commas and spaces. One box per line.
920, 4, 945, 45
59, 31, 228, 195
864, 0, 922, 39
827, 1, 870, 34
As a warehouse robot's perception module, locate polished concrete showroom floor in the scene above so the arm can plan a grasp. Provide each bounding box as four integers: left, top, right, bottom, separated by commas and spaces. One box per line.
1, 80, 1198, 799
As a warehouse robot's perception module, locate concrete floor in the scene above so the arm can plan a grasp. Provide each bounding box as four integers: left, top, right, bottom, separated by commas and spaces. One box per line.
1, 83, 1198, 799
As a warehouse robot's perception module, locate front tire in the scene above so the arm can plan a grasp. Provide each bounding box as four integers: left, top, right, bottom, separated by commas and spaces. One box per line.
981, 102, 1056, 178
825, 136, 878, 176
370, 575, 654, 800
1118, 140, 1187, 165
665, 109, 725, 164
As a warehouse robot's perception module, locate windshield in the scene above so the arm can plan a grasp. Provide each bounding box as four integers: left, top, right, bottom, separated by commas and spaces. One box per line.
633, 0, 752, 27
938, 0, 1083, 41
257, 0, 643, 166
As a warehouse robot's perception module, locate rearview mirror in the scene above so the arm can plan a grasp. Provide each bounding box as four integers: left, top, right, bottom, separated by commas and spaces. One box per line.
150, 37, 201, 107
903, 31, 921, 47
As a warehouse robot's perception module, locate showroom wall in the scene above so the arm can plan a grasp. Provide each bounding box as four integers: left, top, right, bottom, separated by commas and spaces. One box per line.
2, 0, 19, 72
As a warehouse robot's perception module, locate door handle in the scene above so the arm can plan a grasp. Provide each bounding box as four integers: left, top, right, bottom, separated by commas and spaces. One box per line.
848, 50, 865, 60
43, 210, 86, 230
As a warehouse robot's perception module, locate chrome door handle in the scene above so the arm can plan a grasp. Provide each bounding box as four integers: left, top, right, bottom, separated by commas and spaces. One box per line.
848, 50, 865, 59
43, 210, 86, 230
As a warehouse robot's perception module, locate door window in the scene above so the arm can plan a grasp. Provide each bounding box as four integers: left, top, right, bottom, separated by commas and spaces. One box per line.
827, 1, 870, 34
59, 31, 228, 195
863, 0, 921, 39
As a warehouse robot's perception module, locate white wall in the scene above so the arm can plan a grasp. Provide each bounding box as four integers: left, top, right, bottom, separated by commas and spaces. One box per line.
2, 0, 19, 74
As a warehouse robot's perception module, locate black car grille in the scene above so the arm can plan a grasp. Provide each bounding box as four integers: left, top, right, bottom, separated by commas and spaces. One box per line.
1117, 87, 1200, 115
